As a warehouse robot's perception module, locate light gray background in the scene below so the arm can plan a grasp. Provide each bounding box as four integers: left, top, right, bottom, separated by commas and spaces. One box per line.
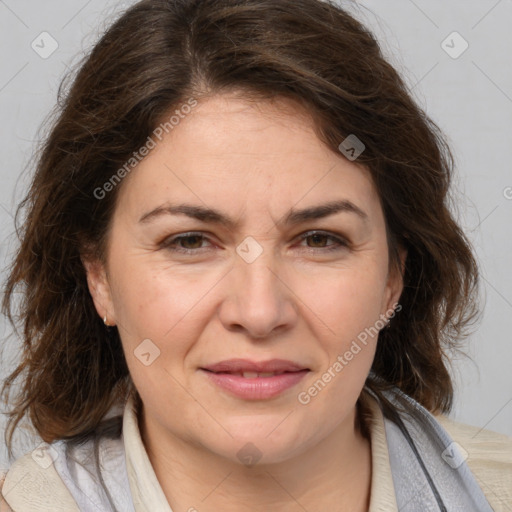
1, 0, 511, 469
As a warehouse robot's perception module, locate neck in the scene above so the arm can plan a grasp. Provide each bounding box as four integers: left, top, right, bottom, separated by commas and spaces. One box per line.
140, 402, 372, 512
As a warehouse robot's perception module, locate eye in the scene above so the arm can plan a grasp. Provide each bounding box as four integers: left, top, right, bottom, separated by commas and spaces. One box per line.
296, 231, 349, 252
160, 232, 213, 254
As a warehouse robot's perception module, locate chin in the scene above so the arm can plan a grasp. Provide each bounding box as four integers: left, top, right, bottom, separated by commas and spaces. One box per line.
206, 425, 312, 467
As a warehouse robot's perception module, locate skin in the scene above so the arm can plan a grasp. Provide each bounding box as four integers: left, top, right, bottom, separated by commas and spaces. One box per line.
84, 92, 406, 512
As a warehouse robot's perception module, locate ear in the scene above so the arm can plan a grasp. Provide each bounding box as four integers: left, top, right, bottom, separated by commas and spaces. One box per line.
82, 256, 116, 326
382, 244, 407, 315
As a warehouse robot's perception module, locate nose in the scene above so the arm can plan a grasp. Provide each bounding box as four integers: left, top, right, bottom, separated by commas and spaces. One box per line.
218, 246, 298, 339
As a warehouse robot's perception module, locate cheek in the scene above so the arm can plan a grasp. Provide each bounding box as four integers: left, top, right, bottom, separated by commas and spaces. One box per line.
109, 253, 209, 339
294, 269, 385, 411
302, 264, 388, 333
108, 258, 226, 399
296, 264, 387, 398
109, 262, 204, 406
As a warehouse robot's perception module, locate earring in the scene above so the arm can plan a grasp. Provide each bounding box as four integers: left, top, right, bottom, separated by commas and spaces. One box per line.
103, 314, 109, 326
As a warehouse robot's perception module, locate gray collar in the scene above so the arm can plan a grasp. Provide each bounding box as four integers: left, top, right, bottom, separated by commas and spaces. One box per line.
380, 387, 494, 511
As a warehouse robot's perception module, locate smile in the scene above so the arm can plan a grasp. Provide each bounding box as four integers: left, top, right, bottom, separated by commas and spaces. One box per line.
201, 369, 310, 400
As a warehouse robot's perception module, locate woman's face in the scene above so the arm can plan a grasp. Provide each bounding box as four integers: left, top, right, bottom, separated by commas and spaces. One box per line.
86, 93, 404, 465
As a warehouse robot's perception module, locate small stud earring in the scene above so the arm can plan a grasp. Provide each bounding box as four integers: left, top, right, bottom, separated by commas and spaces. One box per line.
103, 314, 109, 326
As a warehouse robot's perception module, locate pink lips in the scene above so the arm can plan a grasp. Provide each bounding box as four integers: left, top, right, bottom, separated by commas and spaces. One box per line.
202, 358, 308, 374
200, 358, 310, 400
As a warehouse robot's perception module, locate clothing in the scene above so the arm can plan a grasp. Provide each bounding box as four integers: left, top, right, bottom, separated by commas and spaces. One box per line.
1, 387, 511, 511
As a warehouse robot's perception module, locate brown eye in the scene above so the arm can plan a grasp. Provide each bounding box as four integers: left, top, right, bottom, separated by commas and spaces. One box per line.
298, 231, 348, 252
306, 233, 331, 248
161, 233, 212, 253
177, 234, 205, 249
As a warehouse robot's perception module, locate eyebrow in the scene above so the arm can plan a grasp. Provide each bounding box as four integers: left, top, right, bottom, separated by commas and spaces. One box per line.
138, 199, 369, 228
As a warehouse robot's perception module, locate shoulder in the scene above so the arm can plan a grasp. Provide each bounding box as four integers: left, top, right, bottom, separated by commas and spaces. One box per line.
0, 443, 80, 512
435, 413, 512, 511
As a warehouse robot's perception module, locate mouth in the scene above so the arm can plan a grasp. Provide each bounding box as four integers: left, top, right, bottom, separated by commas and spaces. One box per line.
201, 369, 307, 378
199, 365, 310, 400
200, 358, 310, 374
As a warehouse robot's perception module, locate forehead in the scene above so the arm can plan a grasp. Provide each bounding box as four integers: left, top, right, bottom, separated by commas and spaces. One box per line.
114, 93, 383, 228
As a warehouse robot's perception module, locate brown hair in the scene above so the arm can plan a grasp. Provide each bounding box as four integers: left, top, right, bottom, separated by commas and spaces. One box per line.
1, 0, 479, 457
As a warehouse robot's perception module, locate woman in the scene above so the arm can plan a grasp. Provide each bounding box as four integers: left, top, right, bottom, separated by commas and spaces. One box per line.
1, 0, 511, 510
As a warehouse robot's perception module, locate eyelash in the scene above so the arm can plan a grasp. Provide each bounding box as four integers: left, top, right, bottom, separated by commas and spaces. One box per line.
160, 231, 349, 255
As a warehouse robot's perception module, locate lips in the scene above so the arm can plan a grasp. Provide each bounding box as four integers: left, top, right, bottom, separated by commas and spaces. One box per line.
201, 358, 309, 375
200, 360, 310, 399
220, 371, 287, 378
200, 359, 311, 399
